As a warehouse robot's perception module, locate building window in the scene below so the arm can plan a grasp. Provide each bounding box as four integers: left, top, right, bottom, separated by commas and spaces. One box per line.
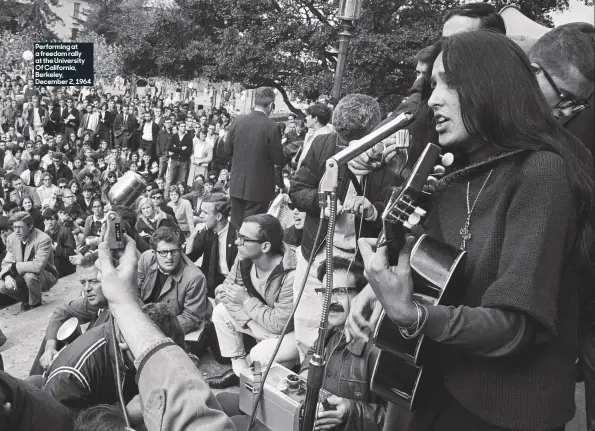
73, 2, 81, 19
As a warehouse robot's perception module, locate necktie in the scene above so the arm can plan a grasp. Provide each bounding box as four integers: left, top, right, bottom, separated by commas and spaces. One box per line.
208, 233, 219, 295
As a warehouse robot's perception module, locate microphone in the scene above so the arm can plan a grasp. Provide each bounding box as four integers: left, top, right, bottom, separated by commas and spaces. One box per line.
332, 111, 414, 166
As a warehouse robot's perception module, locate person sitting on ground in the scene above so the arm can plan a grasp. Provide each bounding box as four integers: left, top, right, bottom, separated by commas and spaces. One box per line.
43, 208, 76, 278
42, 302, 185, 413
135, 197, 179, 240
138, 226, 209, 337
186, 193, 237, 298
80, 198, 106, 252
29, 254, 109, 376
0, 212, 58, 310
216, 256, 385, 431
7, 172, 41, 208
210, 214, 299, 388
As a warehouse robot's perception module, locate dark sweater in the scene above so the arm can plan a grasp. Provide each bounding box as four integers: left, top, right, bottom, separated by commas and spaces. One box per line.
420, 149, 591, 430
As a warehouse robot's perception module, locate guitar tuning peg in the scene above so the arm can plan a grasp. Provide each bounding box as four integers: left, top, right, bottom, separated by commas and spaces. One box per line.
441, 153, 454, 167
427, 176, 438, 186
413, 207, 427, 218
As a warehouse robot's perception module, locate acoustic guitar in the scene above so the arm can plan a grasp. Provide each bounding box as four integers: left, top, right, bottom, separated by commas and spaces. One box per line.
370, 143, 467, 411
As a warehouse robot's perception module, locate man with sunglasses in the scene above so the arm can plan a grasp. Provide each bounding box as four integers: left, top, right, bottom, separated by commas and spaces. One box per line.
149, 188, 176, 218
211, 214, 298, 387
138, 226, 208, 337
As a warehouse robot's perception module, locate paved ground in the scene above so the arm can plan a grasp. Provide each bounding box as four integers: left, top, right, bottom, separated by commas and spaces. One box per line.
0, 274, 588, 430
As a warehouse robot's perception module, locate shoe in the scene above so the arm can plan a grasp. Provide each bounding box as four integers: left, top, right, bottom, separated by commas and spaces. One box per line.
206, 369, 239, 389
20, 301, 41, 311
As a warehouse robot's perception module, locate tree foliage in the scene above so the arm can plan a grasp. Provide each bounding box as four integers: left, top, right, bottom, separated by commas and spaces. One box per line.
84, 0, 590, 113
0, 0, 63, 39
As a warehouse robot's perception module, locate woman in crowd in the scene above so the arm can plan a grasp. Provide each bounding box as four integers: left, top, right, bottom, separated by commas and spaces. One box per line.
167, 185, 194, 237
36, 172, 58, 208
68, 179, 82, 200
101, 160, 120, 182
135, 197, 178, 239
21, 196, 44, 231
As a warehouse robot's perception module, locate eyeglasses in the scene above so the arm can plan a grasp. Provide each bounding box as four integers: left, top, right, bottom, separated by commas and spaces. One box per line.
535, 65, 592, 112
314, 287, 359, 296
151, 195, 163, 200
237, 233, 265, 246
155, 248, 181, 257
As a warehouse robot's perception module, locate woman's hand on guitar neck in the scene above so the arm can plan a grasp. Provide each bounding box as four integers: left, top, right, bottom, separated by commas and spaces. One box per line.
358, 236, 418, 328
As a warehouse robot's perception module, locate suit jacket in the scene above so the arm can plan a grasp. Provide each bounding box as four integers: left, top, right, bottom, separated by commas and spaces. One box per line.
140, 121, 160, 144
97, 110, 113, 132
113, 113, 136, 137
46, 108, 61, 135
137, 250, 208, 334
224, 110, 283, 202
1, 228, 59, 282
186, 223, 238, 297
63, 108, 80, 131
79, 113, 100, 134
13, 186, 42, 208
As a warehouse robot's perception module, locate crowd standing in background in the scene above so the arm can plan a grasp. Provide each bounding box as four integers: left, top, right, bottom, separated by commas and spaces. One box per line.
0, 2, 594, 431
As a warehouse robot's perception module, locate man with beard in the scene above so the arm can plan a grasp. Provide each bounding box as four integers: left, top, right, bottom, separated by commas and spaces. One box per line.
215, 256, 384, 431
289, 94, 394, 360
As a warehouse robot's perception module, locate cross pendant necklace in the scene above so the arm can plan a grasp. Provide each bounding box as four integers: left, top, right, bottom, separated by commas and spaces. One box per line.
460, 169, 494, 250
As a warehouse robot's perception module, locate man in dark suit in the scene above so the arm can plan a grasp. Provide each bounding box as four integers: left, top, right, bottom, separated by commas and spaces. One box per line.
167, 122, 193, 186
7, 173, 41, 208
185, 193, 237, 298
224, 87, 284, 228
139, 111, 160, 158
97, 102, 113, 148
113, 104, 136, 149
62, 99, 80, 139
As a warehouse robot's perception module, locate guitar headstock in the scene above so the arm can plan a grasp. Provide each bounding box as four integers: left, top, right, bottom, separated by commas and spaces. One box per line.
381, 143, 454, 231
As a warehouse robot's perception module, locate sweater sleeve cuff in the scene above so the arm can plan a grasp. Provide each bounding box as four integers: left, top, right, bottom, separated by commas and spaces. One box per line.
421, 305, 451, 341
134, 338, 177, 381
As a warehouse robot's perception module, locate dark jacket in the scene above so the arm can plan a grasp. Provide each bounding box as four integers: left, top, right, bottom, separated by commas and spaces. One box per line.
46, 297, 109, 343
62, 108, 80, 132
289, 132, 392, 260
46, 163, 74, 184
224, 110, 284, 202
156, 129, 171, 157
168, 133, 193, 162
26, 105, 48, 128
1, 371, 74, 431
135, 211, 179, 237
186, 223, 238, 297
47, 224, 76, 277
43, 323, 132, 412
301, 331, 385, 431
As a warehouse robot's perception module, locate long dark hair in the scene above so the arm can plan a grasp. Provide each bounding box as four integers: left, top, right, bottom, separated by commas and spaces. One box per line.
441, 30, 594, 258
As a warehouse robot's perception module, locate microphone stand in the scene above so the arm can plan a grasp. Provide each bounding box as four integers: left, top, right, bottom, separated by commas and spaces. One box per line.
300, 112, 414, 431
301, 159, 339, 431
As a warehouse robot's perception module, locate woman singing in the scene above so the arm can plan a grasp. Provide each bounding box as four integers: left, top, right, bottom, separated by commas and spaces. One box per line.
348, 30, 594, 431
